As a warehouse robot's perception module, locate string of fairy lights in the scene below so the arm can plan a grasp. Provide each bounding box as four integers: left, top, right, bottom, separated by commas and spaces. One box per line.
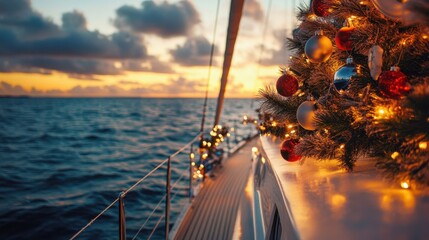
190, 124, 230, 180
256, 0, 429, 189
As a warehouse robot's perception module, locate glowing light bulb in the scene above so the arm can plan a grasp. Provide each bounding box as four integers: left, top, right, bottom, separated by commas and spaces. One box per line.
288, 124, 293, 129
375, 106, 393, 119
191, 162, 196, 166
271, 122, 277, 127
391, 151, 400, 159
190, 153, 195, 159
252, 147, 258, 153
340, 144, 345, 149
419, 142, 427, 150
308, 14, 317, 20
400, 181, 410, 189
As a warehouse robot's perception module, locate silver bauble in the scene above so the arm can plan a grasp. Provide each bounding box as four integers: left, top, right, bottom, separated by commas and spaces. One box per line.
334, 57, 362, 91
304, 30, 333, 63
296, 101, 317, 131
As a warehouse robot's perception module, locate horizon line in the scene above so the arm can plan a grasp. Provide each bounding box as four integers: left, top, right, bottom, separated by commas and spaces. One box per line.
0, 95, 258, 99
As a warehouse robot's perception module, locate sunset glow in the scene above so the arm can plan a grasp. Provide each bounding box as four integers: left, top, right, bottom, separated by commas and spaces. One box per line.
0, 0, 295, 98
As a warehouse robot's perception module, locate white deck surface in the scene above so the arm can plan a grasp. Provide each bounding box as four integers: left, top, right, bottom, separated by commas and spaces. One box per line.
260, 136, 429, 240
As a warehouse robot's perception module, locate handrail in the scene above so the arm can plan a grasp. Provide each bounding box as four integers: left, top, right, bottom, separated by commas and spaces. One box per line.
170, 134, 201, 159
69, 198, 119, 240
69, 133, 201, 240
131, 165, 191, 240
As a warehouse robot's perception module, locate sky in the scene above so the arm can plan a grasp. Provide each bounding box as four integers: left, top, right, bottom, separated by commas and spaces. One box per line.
0, 0, 298, 98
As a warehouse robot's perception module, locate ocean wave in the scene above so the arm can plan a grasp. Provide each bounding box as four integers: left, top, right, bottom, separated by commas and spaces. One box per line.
43, 172, 123, 188
93, 127, 116, 134
0, 98, 255, 239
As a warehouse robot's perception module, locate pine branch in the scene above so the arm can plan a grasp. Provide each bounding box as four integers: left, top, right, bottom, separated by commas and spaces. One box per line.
295, 132, 339, 160
258, 86, 305, 122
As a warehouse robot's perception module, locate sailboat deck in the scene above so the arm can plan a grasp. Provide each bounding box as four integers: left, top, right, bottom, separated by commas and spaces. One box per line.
174, 137, 258, 240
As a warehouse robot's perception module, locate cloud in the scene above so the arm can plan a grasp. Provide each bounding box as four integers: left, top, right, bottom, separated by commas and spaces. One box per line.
118, 80, 141, 85
122, 58, 175, 73
68, 74, 102, 81
61, 10, 87, 31
0, 57, 122, 75
0, 0, 31, 16
162, 77, 205, 93
230, 29, 289, 68
0, 0, 60, 40
170, 36, 217, 66
243, 0, 263, 21
0, 24, 147, 59
114, 1, 200, 38
0, 81, 28, 95
0, 1, 157, 75
0, 77, 205, 97
259, 29, 290, 66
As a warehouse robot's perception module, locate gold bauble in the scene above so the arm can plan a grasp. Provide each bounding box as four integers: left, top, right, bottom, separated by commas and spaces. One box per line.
304, 30, 333, 63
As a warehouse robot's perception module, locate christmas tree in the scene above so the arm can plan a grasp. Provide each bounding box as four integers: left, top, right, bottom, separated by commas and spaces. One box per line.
259, 0, 429, 187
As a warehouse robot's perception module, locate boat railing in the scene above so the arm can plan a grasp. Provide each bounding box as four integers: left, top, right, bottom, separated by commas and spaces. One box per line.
69, 133, 202, 240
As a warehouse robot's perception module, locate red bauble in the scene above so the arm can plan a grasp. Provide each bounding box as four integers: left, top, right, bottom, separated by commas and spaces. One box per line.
379, 66, 411, 99
312, 0, 332, 17
335, 26, 355, 51
276, 74, 299, 97
280, 139, 301, 162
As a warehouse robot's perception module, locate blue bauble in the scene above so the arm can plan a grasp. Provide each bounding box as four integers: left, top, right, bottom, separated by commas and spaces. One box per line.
333, 57, 362, 91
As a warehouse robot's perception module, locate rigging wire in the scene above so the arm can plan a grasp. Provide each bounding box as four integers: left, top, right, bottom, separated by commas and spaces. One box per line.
69, 198, 119, 240
148, 214, 166, 240
200, 0, 222, 134
132, 194, 167, 240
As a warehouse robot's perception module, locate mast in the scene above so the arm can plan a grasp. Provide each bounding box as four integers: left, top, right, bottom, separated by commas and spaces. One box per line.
213, 0, 245, 126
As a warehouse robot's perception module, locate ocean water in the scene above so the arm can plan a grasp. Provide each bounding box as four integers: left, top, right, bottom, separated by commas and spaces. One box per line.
0, 98, 256, 239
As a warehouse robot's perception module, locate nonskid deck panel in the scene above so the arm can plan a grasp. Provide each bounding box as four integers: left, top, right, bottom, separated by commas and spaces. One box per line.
174, 137, 258, 240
